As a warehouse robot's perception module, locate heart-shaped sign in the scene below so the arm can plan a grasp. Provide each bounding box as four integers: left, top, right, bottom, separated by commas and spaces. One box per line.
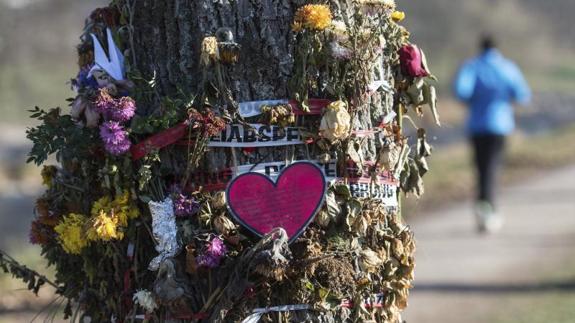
226, 162, 326, 243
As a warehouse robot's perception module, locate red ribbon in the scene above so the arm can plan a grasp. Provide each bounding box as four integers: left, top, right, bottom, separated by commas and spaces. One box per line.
130, 99, 331, 161
288, 99, 331, 115
131, 122, 190, 160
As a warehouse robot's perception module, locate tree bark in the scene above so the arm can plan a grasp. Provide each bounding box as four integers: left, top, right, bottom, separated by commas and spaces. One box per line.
131, 0, 305, 104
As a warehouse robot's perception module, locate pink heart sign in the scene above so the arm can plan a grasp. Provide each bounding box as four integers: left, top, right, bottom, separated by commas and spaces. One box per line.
226, 162, 326, 243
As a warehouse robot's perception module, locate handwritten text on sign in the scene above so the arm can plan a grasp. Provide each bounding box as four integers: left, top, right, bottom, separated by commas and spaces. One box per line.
208, 124, 303, 148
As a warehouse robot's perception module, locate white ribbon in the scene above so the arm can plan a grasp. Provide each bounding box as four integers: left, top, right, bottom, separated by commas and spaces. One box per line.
241, 304, 312, 323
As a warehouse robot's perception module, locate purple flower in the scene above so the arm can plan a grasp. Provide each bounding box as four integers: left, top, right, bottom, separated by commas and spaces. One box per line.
196, 237, 227, 269
173, 193, 200, 217
109, 96, 136, 122
94, 89, 137, 122
94, 89, 116, 115
99, 121, 131, 155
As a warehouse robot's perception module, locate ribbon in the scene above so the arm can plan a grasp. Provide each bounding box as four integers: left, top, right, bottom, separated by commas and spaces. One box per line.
241, 304, 312, 323
131, 122, 189, 161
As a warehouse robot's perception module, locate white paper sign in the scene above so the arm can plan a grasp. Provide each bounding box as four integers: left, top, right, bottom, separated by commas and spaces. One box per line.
208, 124, 303, 148
235, 160, 398, 207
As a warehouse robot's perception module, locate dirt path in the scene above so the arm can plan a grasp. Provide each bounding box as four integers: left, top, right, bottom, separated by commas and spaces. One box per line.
403, 165, 575, 322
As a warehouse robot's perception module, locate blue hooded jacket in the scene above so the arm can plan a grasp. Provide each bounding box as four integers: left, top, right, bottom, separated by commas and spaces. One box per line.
453, 49, 531, 135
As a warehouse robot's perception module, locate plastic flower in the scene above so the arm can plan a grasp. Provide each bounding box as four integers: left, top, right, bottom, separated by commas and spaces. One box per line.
293, 4, 332, 32
197, 236, 227, 269
87, 211, 123, 241
319, 100, 352, 142
99, 121, 132, 155
392, 11, 405, 22
133, 290, 158, 313
54, 213, 89, 255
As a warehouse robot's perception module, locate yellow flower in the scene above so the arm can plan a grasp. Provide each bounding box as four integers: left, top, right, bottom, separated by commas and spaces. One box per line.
91, 192, 139, 232
54, 213, 88, 255
41, 165, 58, 187
319, 100, 352, 142
293, 4, 332, 32
87, 211, 123, 241
392, 11, 405, 22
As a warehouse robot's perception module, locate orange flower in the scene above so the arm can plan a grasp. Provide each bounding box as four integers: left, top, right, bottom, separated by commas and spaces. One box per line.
293, 4, 332, 32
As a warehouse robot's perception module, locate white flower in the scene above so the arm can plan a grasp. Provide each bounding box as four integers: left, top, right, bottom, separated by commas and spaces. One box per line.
133, 290, 158, 313
319, 100, 352, 142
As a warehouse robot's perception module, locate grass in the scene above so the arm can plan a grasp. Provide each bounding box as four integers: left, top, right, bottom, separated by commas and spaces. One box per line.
404, 124, 575, 217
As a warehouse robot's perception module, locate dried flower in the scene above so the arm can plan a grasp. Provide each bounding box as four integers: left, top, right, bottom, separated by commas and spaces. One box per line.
197, 236, 227, 269
99, 121, 131, 155
133, 290, 158, 313
293, 4, 332, 32
330, 41, 353, 60
211, 191, 227, 209
94, 89, 115, 114
399, 44, 429, 78
359, 0, 396, 9
29, 219, 52, 245
189, 108, 227, 137
200, 36, 219, 66
259, 104, 296, 127
213, 215, 236, 236
173, 193, 200, 217
41, 165, 57, 187
319, 100, 351, 142
90, 7, 121, 27
392, 11, 406, 22
359, 248, 384, 273
54, 213, 89, 255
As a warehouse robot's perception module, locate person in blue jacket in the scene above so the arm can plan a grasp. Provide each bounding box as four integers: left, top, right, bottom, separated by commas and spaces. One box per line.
453, 35, 531, 233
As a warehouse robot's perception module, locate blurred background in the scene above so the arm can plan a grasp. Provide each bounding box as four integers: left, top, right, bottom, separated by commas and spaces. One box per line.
0, 0, 574, 322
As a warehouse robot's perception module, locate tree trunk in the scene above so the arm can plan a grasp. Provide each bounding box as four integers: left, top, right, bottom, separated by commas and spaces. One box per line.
131, 0, 303, 104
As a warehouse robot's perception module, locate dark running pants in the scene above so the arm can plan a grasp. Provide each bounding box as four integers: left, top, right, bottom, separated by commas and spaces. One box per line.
471, 134, 506, 207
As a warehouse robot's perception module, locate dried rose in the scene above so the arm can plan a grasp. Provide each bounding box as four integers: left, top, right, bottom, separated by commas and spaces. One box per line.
399, 44, 429, 78
319, 100, 351, 142
200, 36, 219, 66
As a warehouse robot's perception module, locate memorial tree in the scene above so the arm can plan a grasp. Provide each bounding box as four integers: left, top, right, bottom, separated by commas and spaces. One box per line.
2, 0, 439, 321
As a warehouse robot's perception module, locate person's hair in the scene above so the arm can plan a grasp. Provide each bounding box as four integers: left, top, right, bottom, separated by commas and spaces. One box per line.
480, 34, 496, 52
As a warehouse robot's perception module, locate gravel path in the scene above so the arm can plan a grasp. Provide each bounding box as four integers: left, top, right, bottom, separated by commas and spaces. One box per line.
403, 165, 575, 322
